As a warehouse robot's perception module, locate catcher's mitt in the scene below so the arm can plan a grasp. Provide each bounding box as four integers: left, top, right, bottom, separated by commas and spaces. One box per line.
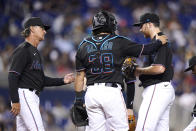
122, 57, 138, 78
128, 115, 136, 131
70, 104, 88, 127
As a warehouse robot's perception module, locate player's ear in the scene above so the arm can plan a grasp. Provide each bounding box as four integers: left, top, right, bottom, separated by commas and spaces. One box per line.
29, 26, 34, 33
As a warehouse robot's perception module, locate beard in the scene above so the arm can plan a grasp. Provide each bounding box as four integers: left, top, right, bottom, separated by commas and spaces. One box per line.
38, 34, 45, 41
143, 32, 150, 38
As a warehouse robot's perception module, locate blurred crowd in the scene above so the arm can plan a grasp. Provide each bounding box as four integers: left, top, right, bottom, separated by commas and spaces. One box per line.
1, 0, 196, 130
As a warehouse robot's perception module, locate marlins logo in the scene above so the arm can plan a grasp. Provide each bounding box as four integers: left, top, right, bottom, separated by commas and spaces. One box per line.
93, 12, 106, 25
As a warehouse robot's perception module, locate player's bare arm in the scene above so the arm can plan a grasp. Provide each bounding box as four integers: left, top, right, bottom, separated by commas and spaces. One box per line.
135, 65, 165, 76
75, 71, 85, 92
71, 71, 88, 126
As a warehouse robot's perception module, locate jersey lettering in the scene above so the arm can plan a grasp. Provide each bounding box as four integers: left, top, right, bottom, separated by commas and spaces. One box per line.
30, 60, 43, 70
100, 41, 113, 50
87, 44, 97, 53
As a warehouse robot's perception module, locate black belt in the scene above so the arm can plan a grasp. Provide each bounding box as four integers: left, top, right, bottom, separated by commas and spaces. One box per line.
29, 88, 40, 96
140, 81, 171, 88
87, 83, 118, 88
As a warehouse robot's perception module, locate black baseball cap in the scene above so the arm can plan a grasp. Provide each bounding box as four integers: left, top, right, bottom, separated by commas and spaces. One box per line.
24, 17, 50, 30
184, 56, 196, 72
133, 13, 160, 27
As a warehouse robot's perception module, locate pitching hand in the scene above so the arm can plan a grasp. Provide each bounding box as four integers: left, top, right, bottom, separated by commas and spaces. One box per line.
64, 73, 75, 84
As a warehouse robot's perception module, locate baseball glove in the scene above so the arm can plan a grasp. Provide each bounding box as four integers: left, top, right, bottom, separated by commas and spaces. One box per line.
128, 115, 136, 131
70, 104, 88, 127
122, 58, 138, 79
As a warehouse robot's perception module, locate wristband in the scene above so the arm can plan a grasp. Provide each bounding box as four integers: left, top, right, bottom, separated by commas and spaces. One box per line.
75, 91, 84, 100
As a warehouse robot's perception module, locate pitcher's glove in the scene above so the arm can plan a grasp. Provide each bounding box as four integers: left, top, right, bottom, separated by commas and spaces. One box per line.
70, 96, 88, 127
128, 115, 136, 131
122, 58, 138, 79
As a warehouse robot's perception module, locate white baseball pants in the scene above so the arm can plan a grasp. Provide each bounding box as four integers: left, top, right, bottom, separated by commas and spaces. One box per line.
85, 83, 129, 131
136, 82, 175, 131
184, 117, 196, 131
16, 88, 45, 131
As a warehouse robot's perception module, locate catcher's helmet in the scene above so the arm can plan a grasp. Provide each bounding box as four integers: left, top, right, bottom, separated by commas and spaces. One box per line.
92, 11, 117, 32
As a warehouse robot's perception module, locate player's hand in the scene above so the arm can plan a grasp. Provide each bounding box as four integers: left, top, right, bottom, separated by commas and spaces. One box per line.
127, 109, 136, 131
11, 102, 20, 116
64, 73, 75, 84
156, 35, 168, 44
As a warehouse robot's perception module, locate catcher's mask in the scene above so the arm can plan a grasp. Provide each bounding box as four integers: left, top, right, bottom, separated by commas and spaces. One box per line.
92, 10, 117, 32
